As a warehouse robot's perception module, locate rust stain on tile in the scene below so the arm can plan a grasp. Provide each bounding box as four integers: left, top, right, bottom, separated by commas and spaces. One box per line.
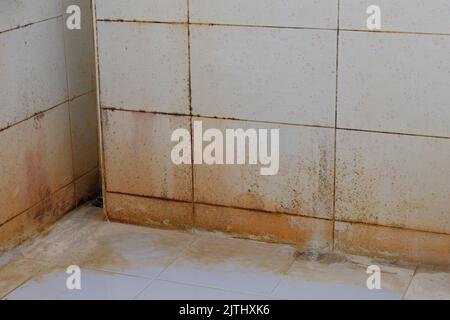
335, 221, 450, 267
106, 192, 193, 230
195, 203, 333, 251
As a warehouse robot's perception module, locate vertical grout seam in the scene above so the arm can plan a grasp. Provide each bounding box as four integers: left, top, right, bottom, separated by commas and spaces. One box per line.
187, 0, 196, 229
332, 0, 341, 252
91, 0, 110, 221
61, 9, 77, 207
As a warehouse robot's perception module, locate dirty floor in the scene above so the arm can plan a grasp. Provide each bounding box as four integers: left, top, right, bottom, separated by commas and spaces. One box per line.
0, 204, 449, 300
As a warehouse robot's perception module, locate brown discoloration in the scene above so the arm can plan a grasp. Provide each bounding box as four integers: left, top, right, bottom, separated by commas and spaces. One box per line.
179, 236, 295, 274
74, 168, 100, 205
0, 184, 75, 251
102, 110, 192, 201
0, 259, 50, 299
194, 118, 334, 219
24, 146, 51, 208
194, 203, 333, 251
106, 192, 193, 230
334, 221, 450, 267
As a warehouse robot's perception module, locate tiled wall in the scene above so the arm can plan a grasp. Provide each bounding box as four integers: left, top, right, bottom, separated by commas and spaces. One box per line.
95, 0, 450, 266
0, 0, 99, 249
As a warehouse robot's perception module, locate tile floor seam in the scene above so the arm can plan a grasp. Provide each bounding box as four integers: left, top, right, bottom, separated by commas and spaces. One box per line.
1, 259, 53, 299
131, 278, 158, 300
269, 257, 297, 295
148, 279, 276, 299
401, 266, 418, 300
129, 234, 202, 298
154, 276, 275, 298
1, 276, 33, 300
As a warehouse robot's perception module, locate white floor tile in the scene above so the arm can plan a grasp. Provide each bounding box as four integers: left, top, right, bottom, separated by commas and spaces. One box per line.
159, 236, 295, 295
6, 268, 151, 300
136, 280, 270, 300
272, 254, 413, 300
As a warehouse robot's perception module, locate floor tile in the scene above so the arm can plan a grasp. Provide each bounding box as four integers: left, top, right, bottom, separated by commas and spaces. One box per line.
0, 259, 51, 299
135, 280, 270, 300
18, 215, 104, 266
404, 268, 450, 300
81, 222, 197, 279
159, 236, 296, 295
272, 253, 414, 300
5, 268, 151, 300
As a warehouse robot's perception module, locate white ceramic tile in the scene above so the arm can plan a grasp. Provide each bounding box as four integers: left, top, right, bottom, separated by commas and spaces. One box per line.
102, 110, 192, 201
338, 31, 450, 137
63, 0, 95, 98
95, 0, 187, 22
97, 22, 189, 113
5, 268, 151, 300
273, 254, 414, 300
0, 0, 61, 32
159, 236, 295, 295
0, 18, 67, 130
336, 130, 450, 234
404, 268, 450, 300
136, 280, 270, 300
190, 25, 336, 126
190, 0, 338, 29
194, 118, 334, 219
69, 92, 98, 178
81, 222, 197, 279
0, 104, 74, 225
340, 0, 450, 34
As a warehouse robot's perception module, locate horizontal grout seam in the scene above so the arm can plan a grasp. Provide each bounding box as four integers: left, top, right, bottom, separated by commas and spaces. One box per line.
0, 90, 95, 134
0, 181, 75, 229
106, 191, 450, 236
100, 107, 450, 140
0, 15, 63, 35
96, 19, 450, 36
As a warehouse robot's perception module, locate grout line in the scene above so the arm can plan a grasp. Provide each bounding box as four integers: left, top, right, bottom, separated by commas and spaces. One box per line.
131, 229, 199, 299
153, 278, 276, 299
0, 181, 75, 229
332, 0, 341, 253
74, 165, 99, 182
336, 219, 450, 236
106, 191, 193, 204
92, 0, 110, 222
101, 107, 335, 129
336, 126, 450, 140
131, 278, 157, 300
187, 0, 196, 229
402, 266, 418, 300
73, 166, 99, 204
339, 28, 450, 37
0, 100, 68, 134
61, 12, 77, 207
0, 91, 94, 135
99, 107, 450, 140
0, 275, 34, 300
0, 15, 62, 35
269, 255, 296, 296
94, 19, 450, 37
105, 191, 450, 237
